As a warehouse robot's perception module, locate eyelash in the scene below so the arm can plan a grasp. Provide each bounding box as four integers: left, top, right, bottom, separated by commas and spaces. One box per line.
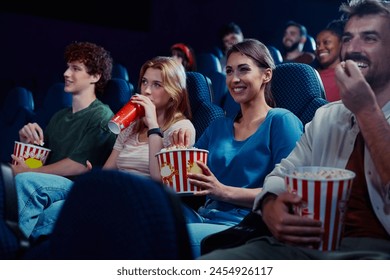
141, 79, 161, 88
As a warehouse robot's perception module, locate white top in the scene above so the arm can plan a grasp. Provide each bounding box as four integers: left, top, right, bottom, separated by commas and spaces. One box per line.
113, 119, 196, 177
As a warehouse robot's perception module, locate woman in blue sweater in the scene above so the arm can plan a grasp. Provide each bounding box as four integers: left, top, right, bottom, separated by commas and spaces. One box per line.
174, 39, 304, 257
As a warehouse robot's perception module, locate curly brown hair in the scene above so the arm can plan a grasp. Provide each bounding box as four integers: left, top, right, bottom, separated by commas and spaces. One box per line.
64, 41, 113, 94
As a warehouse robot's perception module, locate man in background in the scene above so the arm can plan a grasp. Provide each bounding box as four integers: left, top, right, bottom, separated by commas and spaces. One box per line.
282, 20, 315, 64
218, 22, 244, 70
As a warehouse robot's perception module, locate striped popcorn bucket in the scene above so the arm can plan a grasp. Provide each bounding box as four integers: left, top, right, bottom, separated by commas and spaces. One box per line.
155, 148, 208, 194
13, 141, 51, 168
284, 166, 355, 251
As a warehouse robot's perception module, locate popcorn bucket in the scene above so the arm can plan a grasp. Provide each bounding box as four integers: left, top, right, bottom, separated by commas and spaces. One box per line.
284, 166, 355, 251
108, 101, 145, 134
155, 148, 209, 193
13, 141, 51, 168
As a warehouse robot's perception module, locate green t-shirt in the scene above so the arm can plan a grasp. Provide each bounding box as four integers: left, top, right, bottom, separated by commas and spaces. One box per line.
44, 99, 116, 167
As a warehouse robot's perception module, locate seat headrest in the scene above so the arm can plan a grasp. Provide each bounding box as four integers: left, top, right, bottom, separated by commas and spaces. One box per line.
186, 71, 225, 141
196, 53, 222, 74
186, 72, 213, 107
43, 83, 72, 109
111, 63, 129, 81
101, 78, 133, 113
271, 63, 328, 125
266, 45, 283, 65
49, 169, 193, 259
2, 87, 34, 123
303, 34, 316, 53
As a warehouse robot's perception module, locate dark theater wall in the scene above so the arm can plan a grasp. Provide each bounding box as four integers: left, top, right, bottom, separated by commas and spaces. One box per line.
0, 0, 342, 109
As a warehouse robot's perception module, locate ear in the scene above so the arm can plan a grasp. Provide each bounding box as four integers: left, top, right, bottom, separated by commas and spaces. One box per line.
300, 36, 307, 44
90, 73, 101, 84
263, 68, 273, 84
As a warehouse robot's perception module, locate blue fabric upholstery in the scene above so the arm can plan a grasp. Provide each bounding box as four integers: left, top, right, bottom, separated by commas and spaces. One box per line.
207, 71, 228, 107
196, 53, 228, 108
271, 63, 328, 125
303, 34, 316, 53
186, 72, 225, 141
267, 45, 283, 65
0, 163, 19, 259
196, 53, 223, 74
0, 87, 35, 163
24, 169, 193, 259
33, 83, 72, 130
2, 87, 34, 122
100, 78, 133, 114
111, 63, 130, 82
209, 46, 224, 60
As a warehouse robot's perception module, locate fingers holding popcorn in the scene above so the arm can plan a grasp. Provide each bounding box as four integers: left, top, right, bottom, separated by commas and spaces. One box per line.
169, 128, 193, 147
19, 122, 44, 145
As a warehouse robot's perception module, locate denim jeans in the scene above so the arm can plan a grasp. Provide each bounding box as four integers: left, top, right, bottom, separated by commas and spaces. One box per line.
15, 172, 74, 240
183, 204, 246, 258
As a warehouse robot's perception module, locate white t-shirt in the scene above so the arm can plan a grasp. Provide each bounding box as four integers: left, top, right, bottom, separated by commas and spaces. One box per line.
254, 101, 390, 235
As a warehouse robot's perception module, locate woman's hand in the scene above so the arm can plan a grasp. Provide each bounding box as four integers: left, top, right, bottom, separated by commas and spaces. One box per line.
169, 128, 193, 147
130, 94, 159, 128
188, 161, 227, 199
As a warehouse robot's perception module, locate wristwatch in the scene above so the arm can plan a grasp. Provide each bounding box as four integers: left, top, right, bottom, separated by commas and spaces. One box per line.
147, 127, 163, 138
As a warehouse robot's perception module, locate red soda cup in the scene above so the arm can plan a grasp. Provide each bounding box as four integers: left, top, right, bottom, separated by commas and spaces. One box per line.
108, 101, 145, 134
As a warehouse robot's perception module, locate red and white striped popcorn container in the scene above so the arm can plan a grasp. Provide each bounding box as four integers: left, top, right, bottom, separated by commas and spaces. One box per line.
155, 148, 209, 194
284, 166, 355, 251
13, 141, 51, 168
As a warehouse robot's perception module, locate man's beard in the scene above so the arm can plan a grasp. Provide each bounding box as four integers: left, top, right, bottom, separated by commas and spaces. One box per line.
283, 41, 300, 53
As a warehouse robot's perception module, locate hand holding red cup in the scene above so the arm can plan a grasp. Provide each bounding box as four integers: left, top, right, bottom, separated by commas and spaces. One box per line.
108, 100, 145, 134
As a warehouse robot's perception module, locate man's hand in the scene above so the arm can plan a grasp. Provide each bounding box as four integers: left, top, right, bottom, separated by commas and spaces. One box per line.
10, 154, 31, 174
19, 122, 44, 145
262, 192, 323, 247
86, 160, 93, 170
335, 60, 377, 114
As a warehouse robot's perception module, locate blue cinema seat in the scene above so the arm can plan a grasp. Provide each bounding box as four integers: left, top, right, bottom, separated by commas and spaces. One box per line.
0, 87, 35, 163
186, 72, 225, 141
100, 78, 134, 114
33, 83, 72, 130
23, 169, 193, 259
271, 63, 328, 125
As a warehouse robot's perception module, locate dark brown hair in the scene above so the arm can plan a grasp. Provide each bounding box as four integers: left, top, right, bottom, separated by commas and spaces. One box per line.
340, 0, 390, 20
64, 41, 113, 94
